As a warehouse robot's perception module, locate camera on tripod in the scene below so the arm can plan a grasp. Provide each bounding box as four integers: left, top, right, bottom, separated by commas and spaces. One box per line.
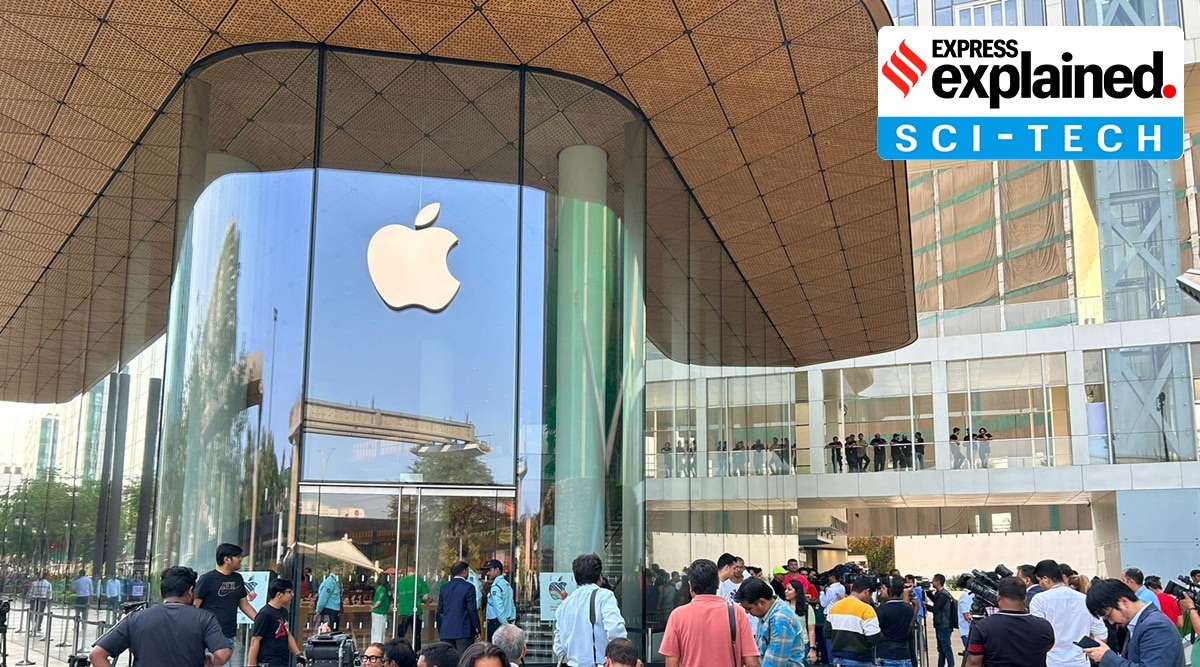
1164, 576, 1200, 604
304, 632, 357, 667
955, 564, 1014, 616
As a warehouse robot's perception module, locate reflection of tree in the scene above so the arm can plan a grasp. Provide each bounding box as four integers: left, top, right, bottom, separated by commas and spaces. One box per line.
0, 474, 100, 569
240, 430, 287, 517
386, 454, 510, 574
161, 220, 250, 571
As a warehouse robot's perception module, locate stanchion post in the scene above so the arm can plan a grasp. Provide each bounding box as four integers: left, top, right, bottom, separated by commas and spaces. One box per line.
54, 613, 69, 648
15, 608, 33, 666
70, 614, 79, 656
39, 613, 50, 667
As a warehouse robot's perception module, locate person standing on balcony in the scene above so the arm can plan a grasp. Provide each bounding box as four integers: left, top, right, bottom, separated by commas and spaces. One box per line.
976, 429, 993, 468
914, 433, 926, 470
827, 436, 843, 473
950, 428, 965, 470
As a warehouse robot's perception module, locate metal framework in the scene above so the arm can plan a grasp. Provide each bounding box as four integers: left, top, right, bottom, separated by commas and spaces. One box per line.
1094, 0, 1194, 463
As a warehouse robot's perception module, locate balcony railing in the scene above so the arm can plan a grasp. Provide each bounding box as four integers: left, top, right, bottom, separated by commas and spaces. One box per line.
916, 295, 1200, 338
644, 436, 1073, 480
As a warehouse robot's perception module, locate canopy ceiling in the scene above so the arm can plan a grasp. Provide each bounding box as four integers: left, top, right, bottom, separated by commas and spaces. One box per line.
0, 0, 915, 402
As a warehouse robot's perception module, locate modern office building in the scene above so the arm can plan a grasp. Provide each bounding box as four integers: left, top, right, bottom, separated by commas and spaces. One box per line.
0, 0, 1195, 662
643, 0, 1200, 584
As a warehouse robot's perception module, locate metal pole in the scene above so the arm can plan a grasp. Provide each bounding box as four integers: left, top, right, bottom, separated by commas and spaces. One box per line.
16, 604, 33, 665
39, 613, 50, 667
70, 614, 79, 656
53, 612, 68, 648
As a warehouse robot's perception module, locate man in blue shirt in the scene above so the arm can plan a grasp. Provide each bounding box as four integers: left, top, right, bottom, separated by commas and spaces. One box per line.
1120, 568, 1160, 610
73, 569, 93, 624
736, 577, 810, 667
484, 559, 515, 641
105, 575, 122, 621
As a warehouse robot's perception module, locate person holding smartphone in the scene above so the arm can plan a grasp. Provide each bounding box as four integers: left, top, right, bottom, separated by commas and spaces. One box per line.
966, 577, 1054, 667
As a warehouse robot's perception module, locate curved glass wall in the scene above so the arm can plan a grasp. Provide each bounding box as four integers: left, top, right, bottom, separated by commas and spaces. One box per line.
148, 46, 657, 657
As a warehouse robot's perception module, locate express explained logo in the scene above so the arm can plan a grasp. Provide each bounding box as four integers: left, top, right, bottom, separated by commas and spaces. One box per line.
881, 40, 928, 97
921, 39, 1174, 109
876, 27, 1184, 161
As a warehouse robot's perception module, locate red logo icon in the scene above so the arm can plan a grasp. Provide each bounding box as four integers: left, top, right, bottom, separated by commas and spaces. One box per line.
882, 40, 927, 97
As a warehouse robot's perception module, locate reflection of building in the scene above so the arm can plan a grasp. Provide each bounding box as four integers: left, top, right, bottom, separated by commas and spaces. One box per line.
29, 415, 60, 480
289, 399, 491, 457
641, 0, 1200, 582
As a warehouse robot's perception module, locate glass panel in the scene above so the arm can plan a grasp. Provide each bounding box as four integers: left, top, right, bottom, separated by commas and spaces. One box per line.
295, 486, 402, 635
155, 48, 318, 613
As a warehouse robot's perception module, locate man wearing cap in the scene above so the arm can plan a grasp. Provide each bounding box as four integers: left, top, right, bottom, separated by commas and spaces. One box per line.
770, 567, 789, 600
484, 559, 515, 641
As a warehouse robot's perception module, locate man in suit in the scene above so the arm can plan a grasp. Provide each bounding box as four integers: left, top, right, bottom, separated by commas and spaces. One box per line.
1081, 579, 1184, 667
436, 561, 480, 652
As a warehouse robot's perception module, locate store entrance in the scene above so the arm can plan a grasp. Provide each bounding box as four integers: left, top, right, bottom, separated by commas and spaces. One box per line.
294, 483, 515, 648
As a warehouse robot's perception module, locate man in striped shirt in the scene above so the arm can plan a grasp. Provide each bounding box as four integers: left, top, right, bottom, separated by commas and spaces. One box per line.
824, 576, 882, 667
27, 571, 52, 636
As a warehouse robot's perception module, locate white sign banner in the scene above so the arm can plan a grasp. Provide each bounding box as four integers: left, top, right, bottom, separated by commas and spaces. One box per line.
538, 572, 578, 623
237, 571, 271, 625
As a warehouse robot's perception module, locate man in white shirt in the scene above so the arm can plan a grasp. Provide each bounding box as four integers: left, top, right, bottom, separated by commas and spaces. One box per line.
554, 554, 627, 667
718, 555, 757, 633
958, 588, 975, 659
1028, 560, 1106, 667
717, 553, 742, 602
819, 571, 847, 612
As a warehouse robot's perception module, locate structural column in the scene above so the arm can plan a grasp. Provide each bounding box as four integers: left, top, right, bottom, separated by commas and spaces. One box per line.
618, 123, 646, 627
552, 144, 615, 571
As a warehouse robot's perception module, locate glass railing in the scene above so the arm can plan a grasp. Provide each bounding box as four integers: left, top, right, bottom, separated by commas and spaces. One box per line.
645, 436, 1073, 480
941, 436, 1073, 469
916, 295, 1200, 338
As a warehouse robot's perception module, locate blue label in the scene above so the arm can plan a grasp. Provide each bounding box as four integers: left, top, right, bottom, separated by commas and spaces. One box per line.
878, 116, 1184, 160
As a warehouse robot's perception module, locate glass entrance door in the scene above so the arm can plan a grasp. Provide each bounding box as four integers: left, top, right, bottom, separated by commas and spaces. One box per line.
294, 484, 514, 648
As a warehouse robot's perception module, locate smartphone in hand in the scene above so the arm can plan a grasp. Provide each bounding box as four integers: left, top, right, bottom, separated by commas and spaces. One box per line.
1074, 636, 1100, 649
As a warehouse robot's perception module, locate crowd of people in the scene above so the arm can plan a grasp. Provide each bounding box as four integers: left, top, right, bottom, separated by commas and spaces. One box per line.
54, 540, 1200, 667
825, 433, 930, 473
643, 555, 1198, 667
81, 544, 644, 667
658, 437, 799, 478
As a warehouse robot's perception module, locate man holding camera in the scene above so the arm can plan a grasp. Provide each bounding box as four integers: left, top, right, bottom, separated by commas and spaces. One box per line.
89, 566, 231, 667
964, 577, 1054, 667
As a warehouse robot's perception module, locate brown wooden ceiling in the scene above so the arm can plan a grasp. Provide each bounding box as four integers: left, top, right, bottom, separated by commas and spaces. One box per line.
0, 0, 914, 402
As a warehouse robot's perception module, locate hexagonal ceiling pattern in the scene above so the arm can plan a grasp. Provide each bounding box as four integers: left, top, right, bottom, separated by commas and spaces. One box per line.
0, 0, 914, 402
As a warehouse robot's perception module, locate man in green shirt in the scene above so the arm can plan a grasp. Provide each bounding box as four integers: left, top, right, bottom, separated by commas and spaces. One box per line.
396, 568, 430, 645
371, 575, 392, 644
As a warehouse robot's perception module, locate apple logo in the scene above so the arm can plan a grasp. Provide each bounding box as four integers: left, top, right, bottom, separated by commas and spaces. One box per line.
367, 202, 460, 312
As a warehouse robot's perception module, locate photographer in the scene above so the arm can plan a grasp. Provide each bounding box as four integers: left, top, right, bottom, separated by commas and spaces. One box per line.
89, 565, 231, 667
965, 577, 1054, 667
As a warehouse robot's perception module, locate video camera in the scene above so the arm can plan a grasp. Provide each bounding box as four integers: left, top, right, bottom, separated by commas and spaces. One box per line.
304, 632, 357, 667
1165, 576, 1200, 605
955, 564, 1014, 616
815, 563, 875, 590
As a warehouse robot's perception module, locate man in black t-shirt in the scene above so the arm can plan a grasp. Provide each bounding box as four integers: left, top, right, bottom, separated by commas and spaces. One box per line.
194, 543, 258, 649
966, 576, 1054, 667
89, 565, 230, 667
248, 578, 304, 667
877, 576, 916, 666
